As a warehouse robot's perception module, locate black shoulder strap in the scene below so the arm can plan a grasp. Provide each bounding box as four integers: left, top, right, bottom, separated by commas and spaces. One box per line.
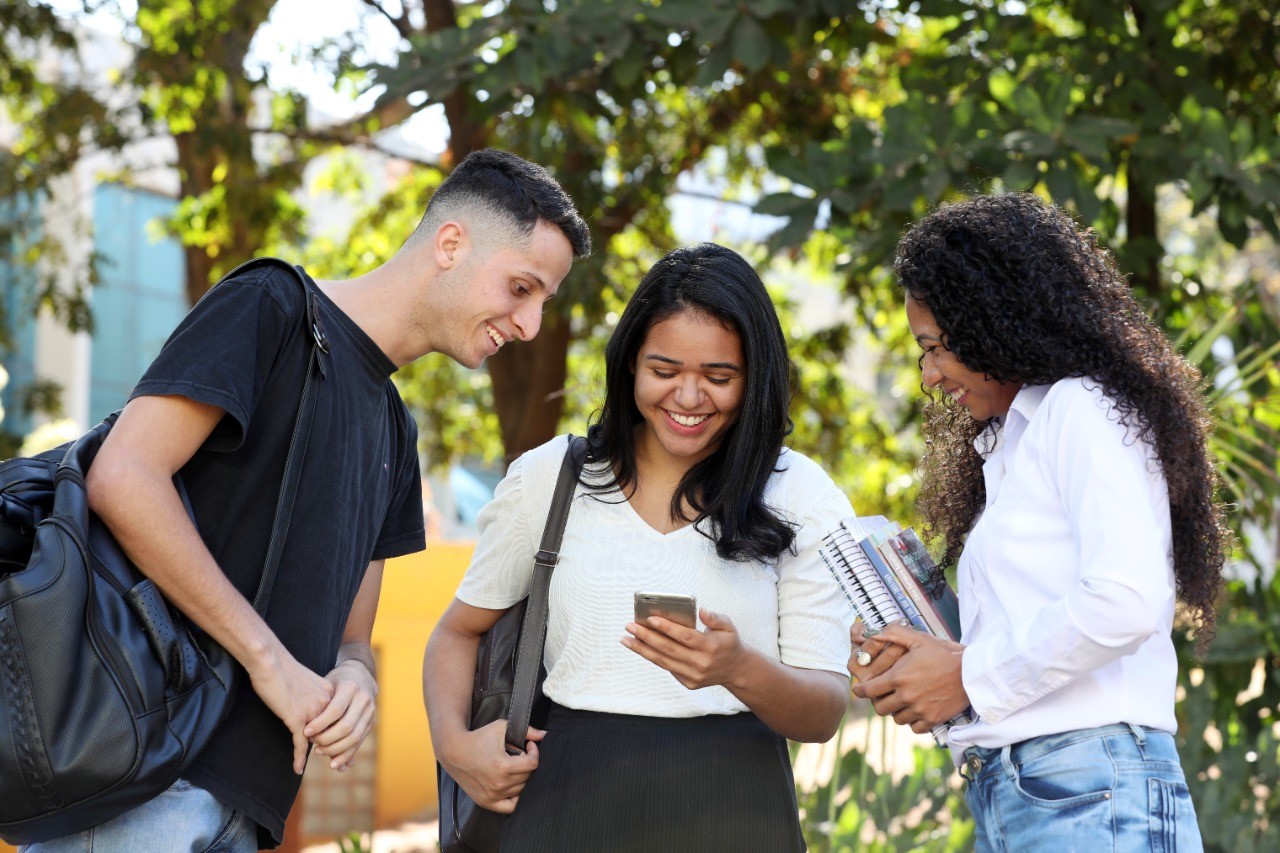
504, 435, 588, 752
213, 257, 329, 616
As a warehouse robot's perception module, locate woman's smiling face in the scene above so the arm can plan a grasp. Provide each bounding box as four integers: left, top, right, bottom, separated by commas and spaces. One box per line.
906, 296, 1020, 421
632, 309, 745, 469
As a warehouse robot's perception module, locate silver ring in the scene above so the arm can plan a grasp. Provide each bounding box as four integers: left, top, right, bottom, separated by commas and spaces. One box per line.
855, 649, 873, 667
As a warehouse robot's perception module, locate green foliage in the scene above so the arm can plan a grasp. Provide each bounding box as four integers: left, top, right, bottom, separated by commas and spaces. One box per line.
1179, 295, 1280, 553
755, 0, 1280, 301
1177, 569, 1280, 851
795, 709, 974, 852
335, 830, 372, 853
0, 2, 103, 353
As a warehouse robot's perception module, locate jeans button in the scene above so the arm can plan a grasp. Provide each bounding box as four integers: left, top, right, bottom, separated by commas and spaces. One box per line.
968, 756, 984, 776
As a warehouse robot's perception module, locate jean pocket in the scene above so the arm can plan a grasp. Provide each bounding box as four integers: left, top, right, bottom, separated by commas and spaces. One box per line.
202, 809, 252, 853
1148, 777, 1201, 853
1010, 742, 1115, 809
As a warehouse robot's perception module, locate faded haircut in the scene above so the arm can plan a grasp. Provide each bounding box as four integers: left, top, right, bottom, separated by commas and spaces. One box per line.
407, 148, 591, 259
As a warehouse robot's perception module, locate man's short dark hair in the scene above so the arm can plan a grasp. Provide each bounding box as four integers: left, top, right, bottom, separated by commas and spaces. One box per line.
413, 149, 591, 258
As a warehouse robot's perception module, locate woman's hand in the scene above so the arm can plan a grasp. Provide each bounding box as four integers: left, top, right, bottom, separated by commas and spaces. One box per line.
850, 622, 970, 733
438, 723, 546, 814
623, 608, 848, 742
621, 608, 747, 690
848, 620, 908, 684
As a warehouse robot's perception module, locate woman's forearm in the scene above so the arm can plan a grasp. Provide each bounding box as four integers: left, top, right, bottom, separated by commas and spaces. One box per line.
726, 648, 849, 742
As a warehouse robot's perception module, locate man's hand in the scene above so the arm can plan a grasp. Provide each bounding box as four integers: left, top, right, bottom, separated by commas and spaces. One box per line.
306, 659, 379, 772
621, 609, 747, 690
850, 622, 969, 733
246, 648, 336, 774
439, 721, 545, 813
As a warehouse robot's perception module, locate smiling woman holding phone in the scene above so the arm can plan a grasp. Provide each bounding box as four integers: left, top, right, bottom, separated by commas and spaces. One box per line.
424, 243, 855, 852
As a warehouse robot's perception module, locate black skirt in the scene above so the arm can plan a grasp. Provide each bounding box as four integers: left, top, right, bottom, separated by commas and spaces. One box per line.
500, 702, 807, 853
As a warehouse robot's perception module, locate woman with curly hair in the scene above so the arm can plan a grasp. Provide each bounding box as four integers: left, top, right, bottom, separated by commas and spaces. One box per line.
849, 193, 1226, 850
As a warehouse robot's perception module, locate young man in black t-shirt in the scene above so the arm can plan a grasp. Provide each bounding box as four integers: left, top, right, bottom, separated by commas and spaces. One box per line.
26, 149, 590, 851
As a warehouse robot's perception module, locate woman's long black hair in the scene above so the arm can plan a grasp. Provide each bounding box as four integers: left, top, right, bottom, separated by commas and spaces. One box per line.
586, 243, 797, 563
895, 193, 1229, 639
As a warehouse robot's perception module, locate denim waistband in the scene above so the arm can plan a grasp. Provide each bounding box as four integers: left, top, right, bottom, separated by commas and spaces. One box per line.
958, 723, 1171, 782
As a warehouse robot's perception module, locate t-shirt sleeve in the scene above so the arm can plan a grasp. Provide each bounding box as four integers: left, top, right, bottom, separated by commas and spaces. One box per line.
776, 479, 856, 676
130, 268, 293, 452
454, 449, 540, 610
373, 396, 426, 560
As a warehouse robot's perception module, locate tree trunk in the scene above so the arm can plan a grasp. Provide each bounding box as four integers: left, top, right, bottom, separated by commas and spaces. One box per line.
486, 312, 573, 465
133, 0, 277, 305
425, 0, 487, 160
172, 132, 221, 306
1123, 0, 1163, 301
1125, 152, 1162, 300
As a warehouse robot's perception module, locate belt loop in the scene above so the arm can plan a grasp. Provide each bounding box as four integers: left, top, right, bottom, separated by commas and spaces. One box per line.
999, 744, 1017, 781
1127, 722, 1148, 755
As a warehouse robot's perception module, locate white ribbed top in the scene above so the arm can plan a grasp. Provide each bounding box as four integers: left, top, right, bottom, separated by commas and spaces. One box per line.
456, 435, 856, 718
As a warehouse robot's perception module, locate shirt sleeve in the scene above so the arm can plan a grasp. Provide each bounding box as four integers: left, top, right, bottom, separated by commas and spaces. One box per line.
961, 386, 1175, 724
776, 482, 857, 675
454, 449, 539, 609
372, 395, 426, 559
130, 267, 293, 452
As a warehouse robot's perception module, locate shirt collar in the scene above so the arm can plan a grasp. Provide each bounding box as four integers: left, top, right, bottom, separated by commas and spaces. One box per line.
971, 384, 1051, 459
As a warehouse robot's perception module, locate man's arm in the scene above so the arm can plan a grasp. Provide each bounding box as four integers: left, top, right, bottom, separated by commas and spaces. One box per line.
86, 394, 335, 774
306, 560, 384, 771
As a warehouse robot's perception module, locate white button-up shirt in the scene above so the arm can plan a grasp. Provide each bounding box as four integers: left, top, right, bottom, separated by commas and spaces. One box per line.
948, 378, 1179, 758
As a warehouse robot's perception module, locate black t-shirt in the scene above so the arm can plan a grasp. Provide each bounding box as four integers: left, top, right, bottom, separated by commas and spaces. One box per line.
129, 261, 425, 846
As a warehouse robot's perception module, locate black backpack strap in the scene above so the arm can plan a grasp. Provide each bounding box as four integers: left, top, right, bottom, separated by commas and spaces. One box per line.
504, 436, 588, 753
211, 257, 329, 616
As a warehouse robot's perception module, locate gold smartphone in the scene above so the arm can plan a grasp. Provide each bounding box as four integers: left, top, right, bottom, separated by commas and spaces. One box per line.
633, 591, 698, 628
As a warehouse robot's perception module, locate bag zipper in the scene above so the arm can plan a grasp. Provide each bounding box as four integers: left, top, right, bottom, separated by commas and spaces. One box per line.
47, 516, 147, 714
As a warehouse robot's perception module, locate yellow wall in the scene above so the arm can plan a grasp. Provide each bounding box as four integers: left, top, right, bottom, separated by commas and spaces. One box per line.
368, 541, 474, 829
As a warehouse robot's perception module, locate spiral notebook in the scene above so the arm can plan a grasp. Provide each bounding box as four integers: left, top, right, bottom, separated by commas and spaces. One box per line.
820, 515, 972, 746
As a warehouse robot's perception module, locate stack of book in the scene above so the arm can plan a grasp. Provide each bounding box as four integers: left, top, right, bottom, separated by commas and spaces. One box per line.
820, 515, 971, 745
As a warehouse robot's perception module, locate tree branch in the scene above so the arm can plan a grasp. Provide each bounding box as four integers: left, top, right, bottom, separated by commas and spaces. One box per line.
670, 188, 756, 209
361, 0, 413, 40
250, 123, 439, 167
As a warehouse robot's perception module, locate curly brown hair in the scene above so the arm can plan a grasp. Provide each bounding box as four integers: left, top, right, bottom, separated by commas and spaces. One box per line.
894, 193, 1230, 641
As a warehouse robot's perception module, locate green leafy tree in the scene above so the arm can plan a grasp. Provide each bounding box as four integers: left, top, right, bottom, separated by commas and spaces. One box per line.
366, 0, 891, 462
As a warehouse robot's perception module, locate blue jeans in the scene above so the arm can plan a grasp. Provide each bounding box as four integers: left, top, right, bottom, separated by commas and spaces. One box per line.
961, 724, 1202, 852
19, 778, 257, 853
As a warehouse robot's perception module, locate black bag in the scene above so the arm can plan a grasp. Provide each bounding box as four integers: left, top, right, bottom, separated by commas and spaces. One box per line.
0, 258, 329, 844
438, 436, 587, 853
